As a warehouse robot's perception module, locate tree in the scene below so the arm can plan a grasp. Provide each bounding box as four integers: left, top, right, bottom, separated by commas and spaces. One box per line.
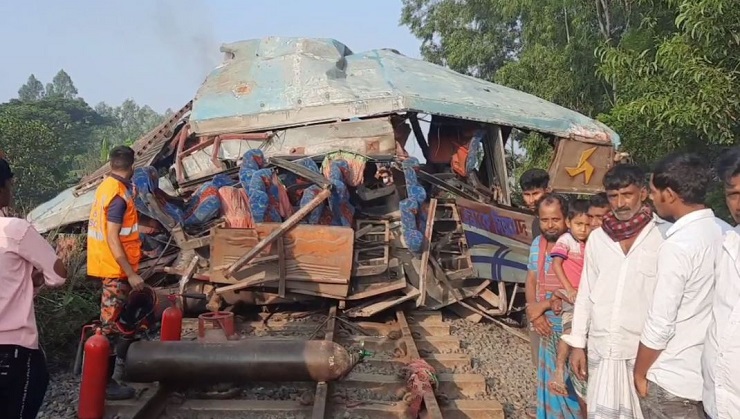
0, 96, 109, 185
45, 69, 79, 100
3, 72, 168, 202
0, 110, 67, 206
401, 0, 519, 82
80, 99, 166, 175
94, 99, 164, 146
597, 0, 740, 164
17, 75, 45, 102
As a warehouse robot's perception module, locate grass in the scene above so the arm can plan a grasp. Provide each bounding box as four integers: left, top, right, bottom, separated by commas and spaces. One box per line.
35, 233, 100, 371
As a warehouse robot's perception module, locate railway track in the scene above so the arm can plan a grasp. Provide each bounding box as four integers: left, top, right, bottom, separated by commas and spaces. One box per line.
105, 306, 505, 419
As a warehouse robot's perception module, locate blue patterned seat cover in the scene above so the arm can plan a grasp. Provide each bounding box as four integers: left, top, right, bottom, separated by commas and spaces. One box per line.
399, 157, 427, 253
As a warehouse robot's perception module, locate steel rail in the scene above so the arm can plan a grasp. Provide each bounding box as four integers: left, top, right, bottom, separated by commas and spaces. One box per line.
311, 303, 337, 418
396, 308, 444, 419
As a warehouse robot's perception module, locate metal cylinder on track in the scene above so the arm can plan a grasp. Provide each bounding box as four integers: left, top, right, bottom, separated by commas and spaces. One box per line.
123, 339, 355, 384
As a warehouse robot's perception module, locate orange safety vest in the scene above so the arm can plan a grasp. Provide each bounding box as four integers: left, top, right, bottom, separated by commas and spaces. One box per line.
87, 176, 141, 279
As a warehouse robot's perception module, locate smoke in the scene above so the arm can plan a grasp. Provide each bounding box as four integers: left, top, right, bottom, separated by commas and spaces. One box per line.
152, 0, 222, 85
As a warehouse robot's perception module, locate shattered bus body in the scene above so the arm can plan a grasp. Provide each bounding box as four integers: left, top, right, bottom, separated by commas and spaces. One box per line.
27, 37, 619, 321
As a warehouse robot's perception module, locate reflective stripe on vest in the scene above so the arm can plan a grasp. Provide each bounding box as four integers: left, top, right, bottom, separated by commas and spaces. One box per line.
87, 176, 142, 279
120, 224, 138, 236
87, 223, 139, 240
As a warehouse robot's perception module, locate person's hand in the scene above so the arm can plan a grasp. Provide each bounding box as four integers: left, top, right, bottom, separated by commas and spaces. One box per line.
55, 238, 75, 267
570, 348, 588, 381
549, 296, 563, 315
564, 286, 578, 304
32, 269, 44, 287
531, 315, 552, 337
526, 300, 547, 321
634, 373, 649, 398
128, 273, 145, 291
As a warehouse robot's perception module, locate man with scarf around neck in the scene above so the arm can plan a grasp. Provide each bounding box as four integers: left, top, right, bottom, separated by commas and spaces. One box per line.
562, 164, 667, 419
634, 153, 729, 419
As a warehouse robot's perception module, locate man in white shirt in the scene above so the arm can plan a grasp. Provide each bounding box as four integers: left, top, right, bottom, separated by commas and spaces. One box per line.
701, 148, 740, 419
564, 163, 666, 419
634, 152, 729, 419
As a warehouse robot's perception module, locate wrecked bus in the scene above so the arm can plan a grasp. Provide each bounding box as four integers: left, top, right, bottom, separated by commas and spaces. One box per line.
27, 37, 619, 322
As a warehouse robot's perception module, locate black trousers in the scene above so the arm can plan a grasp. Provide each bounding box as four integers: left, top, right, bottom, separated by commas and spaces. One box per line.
0, 345, 49, 419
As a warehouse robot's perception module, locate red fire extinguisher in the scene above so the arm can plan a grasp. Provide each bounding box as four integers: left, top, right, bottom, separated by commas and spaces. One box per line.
78, 328, 109, 419
160, 295, 183, 341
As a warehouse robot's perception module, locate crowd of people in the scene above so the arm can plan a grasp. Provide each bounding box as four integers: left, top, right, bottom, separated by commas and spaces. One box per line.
519, 150, 740, 419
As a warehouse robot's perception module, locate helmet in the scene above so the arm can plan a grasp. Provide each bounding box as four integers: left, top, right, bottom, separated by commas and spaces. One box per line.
117, 287, 158, 336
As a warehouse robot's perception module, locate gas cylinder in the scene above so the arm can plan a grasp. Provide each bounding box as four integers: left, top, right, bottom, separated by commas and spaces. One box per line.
160, 296, 183, 341
78, 328, 109, 419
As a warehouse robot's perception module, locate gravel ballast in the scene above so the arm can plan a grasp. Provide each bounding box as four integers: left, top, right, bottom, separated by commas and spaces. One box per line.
447, 315, 536, 419
38, 373, 80, 419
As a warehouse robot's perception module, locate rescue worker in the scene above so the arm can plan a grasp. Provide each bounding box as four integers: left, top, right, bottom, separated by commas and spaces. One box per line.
86, 145, 143, 401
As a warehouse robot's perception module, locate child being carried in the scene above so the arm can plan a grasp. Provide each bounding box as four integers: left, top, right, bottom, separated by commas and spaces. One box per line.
548, 199, 591, 400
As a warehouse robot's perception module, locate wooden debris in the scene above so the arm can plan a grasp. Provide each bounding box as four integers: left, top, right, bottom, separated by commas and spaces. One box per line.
417, 198, 438, 307
224, 188, 331, 279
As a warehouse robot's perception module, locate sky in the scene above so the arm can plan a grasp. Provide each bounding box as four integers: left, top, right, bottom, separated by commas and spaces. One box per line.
0, 0, 423, 113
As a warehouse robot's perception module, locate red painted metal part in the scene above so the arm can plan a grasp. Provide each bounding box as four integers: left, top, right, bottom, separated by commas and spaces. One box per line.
160, 297, 183, 342
197, 311, 236, 342
77, 328, 109, 419
73, 323, 100, 375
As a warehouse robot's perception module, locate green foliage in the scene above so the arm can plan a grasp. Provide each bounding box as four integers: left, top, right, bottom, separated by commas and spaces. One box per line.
18, 74, 45, 102
45, 70, 79, 100
94, 99, 164, 148
597, 0, 740, 163
400, 0, 519, 81
0, 96, 109, 197
18, 70, 80, 102
0, 110, 67, 206
35, 234, 99, 369
4, 71, 168, 204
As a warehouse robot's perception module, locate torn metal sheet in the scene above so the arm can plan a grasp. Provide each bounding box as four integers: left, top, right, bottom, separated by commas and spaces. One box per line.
27, 177, 177, 234
456, 198, 531, 285
26, 186, 96, 234
190, 38, 619, 146
267, 117, 397, 157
